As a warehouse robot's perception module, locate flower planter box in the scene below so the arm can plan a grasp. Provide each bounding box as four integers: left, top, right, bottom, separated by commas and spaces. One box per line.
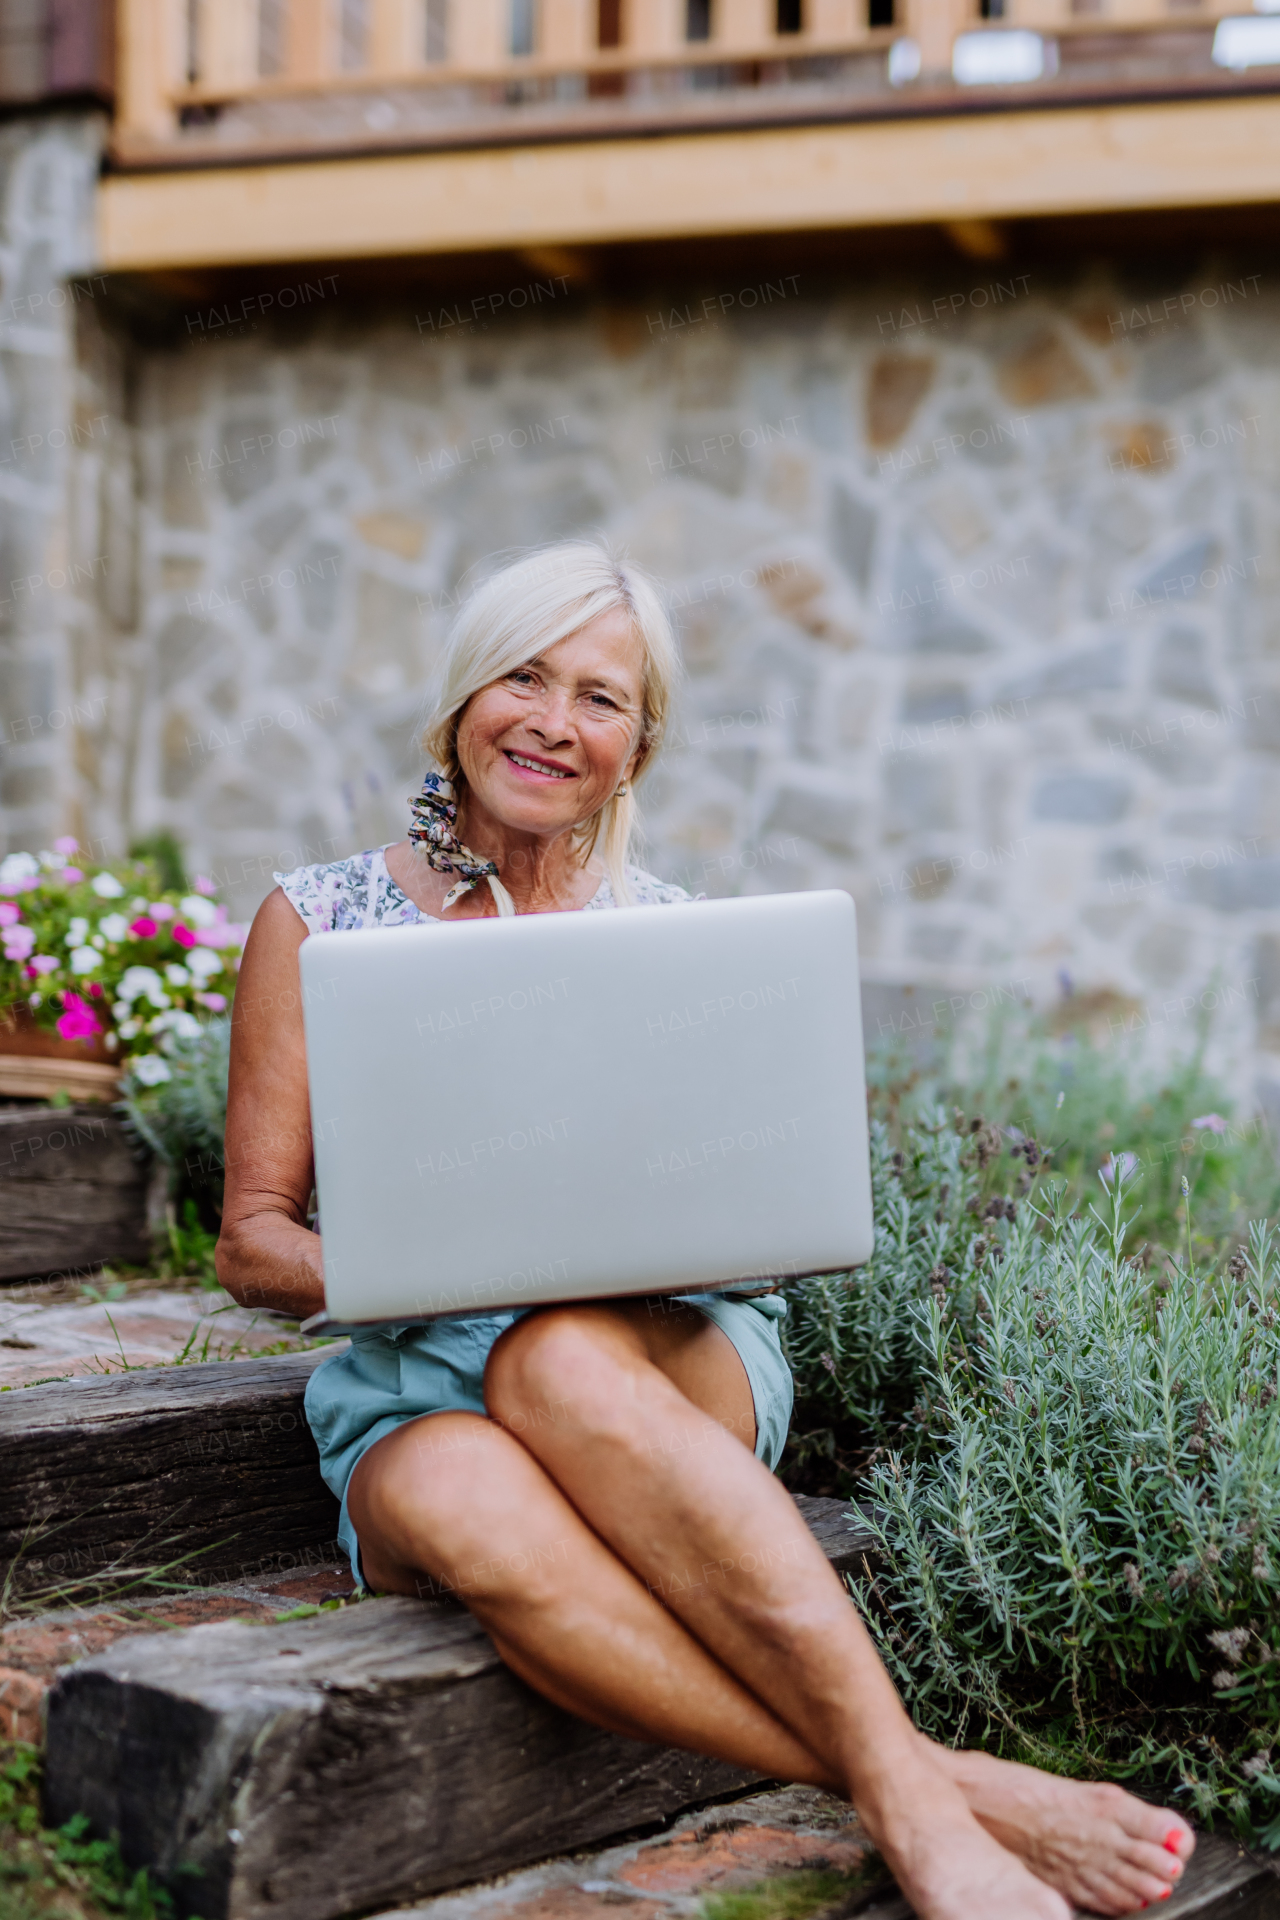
0, 1103, 150, 1282
0, 1003, 120, 1103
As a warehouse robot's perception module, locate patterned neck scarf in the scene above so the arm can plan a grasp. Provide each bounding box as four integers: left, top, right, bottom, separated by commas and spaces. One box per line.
407, 772, 513, 915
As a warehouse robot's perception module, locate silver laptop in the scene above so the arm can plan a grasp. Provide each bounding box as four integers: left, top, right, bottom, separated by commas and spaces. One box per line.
298, 889, 873, 1330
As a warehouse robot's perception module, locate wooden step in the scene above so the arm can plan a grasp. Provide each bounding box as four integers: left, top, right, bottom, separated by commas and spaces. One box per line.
0, 1104, 150, 1281
0, 1350, 340, 1600
44, 1498, 875, 1920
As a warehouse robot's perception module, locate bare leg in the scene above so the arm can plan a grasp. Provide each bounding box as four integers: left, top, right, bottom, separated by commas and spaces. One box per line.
349, 1302, 1189, 1917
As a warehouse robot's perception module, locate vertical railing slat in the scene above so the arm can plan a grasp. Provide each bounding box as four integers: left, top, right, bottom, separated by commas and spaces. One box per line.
624, 0, 686, 55
805, 0, 868, 39
287, 0, 336, 80
903, 0, 974, 71
542, 0, 595, 60
116, 0, 185, 134
198, 0, 258, 88
369, 0, 425, 71
716, 0, 774, 53
450, 0, 510, 67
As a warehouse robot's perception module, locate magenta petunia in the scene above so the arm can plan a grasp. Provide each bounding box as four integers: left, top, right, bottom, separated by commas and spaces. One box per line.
172, 922, 196, 949
57, 990, 102, 1041
61, 867, 83, 882
129, 916, 158, 938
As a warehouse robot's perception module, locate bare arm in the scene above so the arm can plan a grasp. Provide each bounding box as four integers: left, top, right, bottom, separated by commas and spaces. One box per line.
215, 888, 326, 1318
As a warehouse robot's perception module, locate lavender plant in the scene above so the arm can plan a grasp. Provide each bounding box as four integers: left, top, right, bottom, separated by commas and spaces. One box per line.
786, 1132, 1280, 1845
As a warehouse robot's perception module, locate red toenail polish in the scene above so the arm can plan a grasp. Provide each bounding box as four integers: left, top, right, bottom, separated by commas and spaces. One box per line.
1164, 1829, 1182, 1853
1159, 1890, 1171, 1901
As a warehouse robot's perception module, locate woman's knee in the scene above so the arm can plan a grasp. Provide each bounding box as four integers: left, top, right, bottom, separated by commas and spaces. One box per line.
350, 1412, 501, 1554
485, 1305, 657, 1442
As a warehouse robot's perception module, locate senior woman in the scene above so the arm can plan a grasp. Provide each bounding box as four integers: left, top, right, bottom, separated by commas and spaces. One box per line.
218, 543, 1191, 1920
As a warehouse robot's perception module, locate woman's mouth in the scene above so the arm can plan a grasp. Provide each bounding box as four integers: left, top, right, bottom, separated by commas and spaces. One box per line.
503, 750, 575, 781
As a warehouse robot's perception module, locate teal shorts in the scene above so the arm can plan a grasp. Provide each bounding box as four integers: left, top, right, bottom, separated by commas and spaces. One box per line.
304, 1293, 794, 1587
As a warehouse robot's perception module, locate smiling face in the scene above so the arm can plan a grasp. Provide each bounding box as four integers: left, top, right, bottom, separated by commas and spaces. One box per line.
453, 607, 647, 840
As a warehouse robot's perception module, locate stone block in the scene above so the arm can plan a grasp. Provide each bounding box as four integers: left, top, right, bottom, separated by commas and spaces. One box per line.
1180, 858, 1280, 913
1132, 922, 1194, 989
830, 482, 876, 589
1000, 643, 1127, 703
885, 755, 956, 836
760, 778, 862, 857
1244, 689, 1280, 755
1032, 772, 1131, 825
1136, 327, 1217, 404
865, 354, 933, 448
1153, 626, 1219, 705
996, 325, 1093, 408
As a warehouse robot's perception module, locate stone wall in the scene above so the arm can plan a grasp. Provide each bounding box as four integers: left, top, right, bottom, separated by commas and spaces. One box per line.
3, 153, 1280, 1106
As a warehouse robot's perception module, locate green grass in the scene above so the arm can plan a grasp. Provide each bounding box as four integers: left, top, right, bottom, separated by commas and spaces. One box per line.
699, 1866, 882, 1920
0, 1744, 174, 1919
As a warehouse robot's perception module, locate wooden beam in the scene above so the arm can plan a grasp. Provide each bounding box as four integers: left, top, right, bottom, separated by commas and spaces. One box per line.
98, 94, 1280, 272
44, 1497, 875, 1920
0, 1107, 151, 1283
0, 1352, 340, 1600
626, 0, 686, 56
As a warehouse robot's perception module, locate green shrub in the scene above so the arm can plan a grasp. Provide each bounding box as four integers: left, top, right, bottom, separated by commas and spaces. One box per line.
118, 1017, 230, 1228
784, 1113, 1280, 1846
931, 1008, 1280, 1262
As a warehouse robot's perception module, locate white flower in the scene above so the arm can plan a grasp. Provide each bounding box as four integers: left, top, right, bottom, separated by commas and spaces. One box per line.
130, 1053, 172, 1086
150, 1009, 201, 1042
98, 913, 128, 941
66, 917, 89, 946
91, 872, 125, 898
0, 852, 38, 884
91, 935, 105, 950
118, 1018, 141, 1039
117, 965, 169, 1009
165, 964, 192, 986
69, 946, 100, 975
179, 894, 219, 928
104, 1031, 118, 1051
37, 849, 64, 870
186, 947, 222, 981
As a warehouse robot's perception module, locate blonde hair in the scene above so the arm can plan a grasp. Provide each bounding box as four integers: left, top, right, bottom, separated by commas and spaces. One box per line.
419, 543, 680, 908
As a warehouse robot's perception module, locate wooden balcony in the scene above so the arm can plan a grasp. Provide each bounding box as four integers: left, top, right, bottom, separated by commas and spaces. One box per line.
98, 0, 1280, 275
114, 0, 1269, 167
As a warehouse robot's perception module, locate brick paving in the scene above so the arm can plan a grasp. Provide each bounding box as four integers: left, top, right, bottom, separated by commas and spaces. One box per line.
0, 1559, 355, 1743
368, 1788, 902, 1920
0, 1287, 315, 1387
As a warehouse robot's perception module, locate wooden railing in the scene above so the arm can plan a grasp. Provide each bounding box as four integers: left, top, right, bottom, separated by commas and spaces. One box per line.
115, 0, 1253, 147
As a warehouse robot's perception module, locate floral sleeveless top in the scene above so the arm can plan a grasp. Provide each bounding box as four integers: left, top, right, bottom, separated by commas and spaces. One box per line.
275, 844, 692, 933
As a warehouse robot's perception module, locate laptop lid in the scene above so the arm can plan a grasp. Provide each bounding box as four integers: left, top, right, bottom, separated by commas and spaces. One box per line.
299, 889, 873, 1326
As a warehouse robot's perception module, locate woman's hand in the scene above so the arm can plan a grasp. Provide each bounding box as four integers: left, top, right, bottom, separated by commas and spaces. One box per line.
215, 889, 327, 1319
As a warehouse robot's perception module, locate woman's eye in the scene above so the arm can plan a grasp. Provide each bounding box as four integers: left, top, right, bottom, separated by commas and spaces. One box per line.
509, 670, 537, 687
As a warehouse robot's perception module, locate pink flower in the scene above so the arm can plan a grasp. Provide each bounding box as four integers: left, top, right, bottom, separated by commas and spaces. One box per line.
129, 916, 158, 939
0, 904, 19, 927
149, 902, 175, 921
29, 955, 60, 975
87, 981, 103, 998
172, 923, 196, 949
196, 990, 227, 1011
1191, 1113, 1228, 1134
194, 875, 216, 895
56, 990, 102, 1041
61, 867, 83, 882
53, 836, 79, 855
3, 926, 35, 960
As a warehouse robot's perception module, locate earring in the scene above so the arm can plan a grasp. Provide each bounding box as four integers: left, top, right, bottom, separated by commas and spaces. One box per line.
614, 780, 629, 797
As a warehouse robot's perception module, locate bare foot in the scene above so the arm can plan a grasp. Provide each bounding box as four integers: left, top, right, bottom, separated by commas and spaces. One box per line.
930, 1742, 1195, 1914
861, 1747, 1071, 1920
